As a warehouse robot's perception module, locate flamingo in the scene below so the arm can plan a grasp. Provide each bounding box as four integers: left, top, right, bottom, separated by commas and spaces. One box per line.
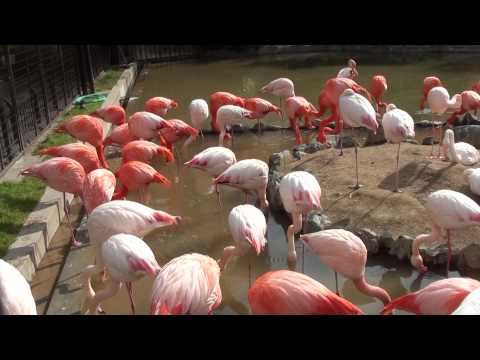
114, 161, 171, 204
103, 123, 136, 148
381, 103, 415, 192
284, 96, 320, 145
411, 189, 480, 277
158, 119, 199, 153
0, 259, 37, 315
83, 233, 160, 315
210, 92, 245, 136
213, 159, 269, 211
338, 89, 379, 189
216, 105, 255, 146
186, 99, 209, 144
21, 157, 86, 247
144, 96, 178, 117
464, 168, 480, 196
150, 253, 222, 315
441, 129, 480, 166
426, 86, 462, 159
370, 75, 388, 111
38, 143, 103, 173
279, 171, 321, 267
127, 111, 174, 142
381, 277, 480, 315
452, 288, 480, 315
419, 76, 443, 110
473, 81, 480, 95
184, 146, 237, 205
336, 58, 358, 80
243, 97, 282, 134
446, 90, 480, 127
300, 229, 391, 305
218, 204, 267, 277
90, 105, 126, 126
82, 169, 117, 215
121, 140, 174, 164
55, 115, 109, 168
248, 270, 364, 315
260, 77, 295, 124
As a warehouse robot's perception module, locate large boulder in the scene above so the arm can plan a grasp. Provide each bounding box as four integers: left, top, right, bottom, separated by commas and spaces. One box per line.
456, 244, 480, 270
452, 112, 480, 127
354, 228, 380, 254
303, 212, 332, 234
388, 235, 413, 261
452, 125, 480, 149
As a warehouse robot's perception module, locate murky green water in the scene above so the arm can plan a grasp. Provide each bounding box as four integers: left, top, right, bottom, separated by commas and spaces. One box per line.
99, 53, 480, 315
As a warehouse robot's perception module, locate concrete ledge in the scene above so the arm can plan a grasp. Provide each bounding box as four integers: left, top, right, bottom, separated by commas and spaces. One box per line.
3, 63, 138, 282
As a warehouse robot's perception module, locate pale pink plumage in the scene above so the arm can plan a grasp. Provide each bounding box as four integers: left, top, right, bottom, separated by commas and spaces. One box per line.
464, 168, 480, 196
216, 105, 255, 146
452, 288, 480, 315
121, 140, 174, 164
184, 146, 237, 178
103, 123, 136, 147
339, 89, 378, 133
442, 129, 480, 166
382, 104, 415, 144
189, 99, 209, 130
261, 78, 295, 98
427, 86, 462, 114
0, 259, 37, 315
128, 111, 173, 141
82, 169, 116, 215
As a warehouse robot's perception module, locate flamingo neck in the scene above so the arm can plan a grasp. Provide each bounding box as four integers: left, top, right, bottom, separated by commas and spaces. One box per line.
82, 265, 99, 314
353, 277, 391, 305
410, 229, 440, 272
287, 224, 297, 262
218, 246, 237, 271
446, 135, 461, 163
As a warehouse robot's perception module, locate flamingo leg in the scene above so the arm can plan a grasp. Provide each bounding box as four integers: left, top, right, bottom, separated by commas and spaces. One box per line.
63, 192, 81, 247
302, 241, 305, 274
349, 130, 362, 192
200, 128, 204, 143
394, 142, 402, 193
335, 271, 339, 296
338, 129, 344, 156
257, 119, 262, 135
446, 229, 452, 278
125, 281, 136, 315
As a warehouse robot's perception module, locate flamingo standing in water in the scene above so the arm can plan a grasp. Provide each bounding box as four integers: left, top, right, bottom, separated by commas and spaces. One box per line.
218, 204, 267, 280
370, 75, 388, 111
114, 161, 171, 204
122, 140, 174, 165
158, 119, 199, 154
186, 99, 209, 144
426, 86, 462, 159
127, 111, 173, 142
464, 168, 480, 196
381, 103, 415, 192
213, 159, 269, 211
300, 229, 391, 305
411, 189, 480, 277
452, 288, 480, 315
441, 129, 480, 166
55, 115, 109, 168
446, 90, 480, 127
381, 277, 480, 315
83, 233, 160, 315
260, 77, 295, 125
337, 59, 358, 80
90, 105, 126, 126
338, 89, 379, 189
38, 143, 103, 174
21, 157, 86, 247
248, 270, 364, 315
0, 259, 37, 315
144, 97, 178, 117
216, 105, 255, 146
103, 123, 136, 148
210, 92, 245, 136
184, 146, 237, 205
284, 96, 320, 145
150, 253, 222, 315
419, 76, 443, 110
243, 97, 282, 134
279, 171, 322, 267
82, 169, 117, 215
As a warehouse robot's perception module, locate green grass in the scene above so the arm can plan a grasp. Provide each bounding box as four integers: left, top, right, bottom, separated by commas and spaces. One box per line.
95, 69, 123, 92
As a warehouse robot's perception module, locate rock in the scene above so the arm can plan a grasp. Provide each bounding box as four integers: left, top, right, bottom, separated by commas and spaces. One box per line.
415, 120, 442, 128
354, 228, 380, 254
75, 215, 89, 244
453, 125, 480, 149
305, 141, 326, 154
403, 138, 419, 145
452, 112, 480, 127
231, 124, 247, 133
267, 169, 283, 212
335, 135, 355, 149
378, 232, 395, 252
422, 137, 439, 145
268, 152, 282, 169
388, 235, 413, 261
420, 244, 450, 265
292, 151, 307, 160
365, 125, 387, 146
303, 212, 332, 233
456, 244, 480, 270
250, 122, 282, 132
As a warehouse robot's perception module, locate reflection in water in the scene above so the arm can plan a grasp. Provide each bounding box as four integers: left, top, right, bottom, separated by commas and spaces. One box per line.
100, 53, 480, 315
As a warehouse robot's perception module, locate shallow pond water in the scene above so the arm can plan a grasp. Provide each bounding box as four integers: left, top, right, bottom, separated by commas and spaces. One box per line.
99, 53, 480, 315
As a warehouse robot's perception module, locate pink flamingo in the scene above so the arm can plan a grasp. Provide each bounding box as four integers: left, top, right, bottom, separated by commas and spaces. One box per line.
21, 157, 86, 247
279, 171, 321, 266
90, 105, 126, 125
464, 168, 480, 196
218, 204, 267, 276
420, 76, 443, 110
186, 99, 209, 144
114, 161, 171, 204
55, 115, 109, 168
0, 259, 37, 315
338, 88, 379, 188
127, 111, 173, 142
381, 277, 480, 315
213, 159, 269, 211
447, 90, 480, 127
38, 143, 103, 174
442, 129, 479, 166
158, 119, 199, 153
103, 123, 137, 148
473, 81, 480, 94
121, 140, 174, 164
300, 229, 392, 305
337, 59, 358, 80
381, 103, 415, 192
243, 97, 282, 134
248, 270, 364, 315
144, 97, 178, 117
82, 169, 117, 215
452, 288, 480, 315
411, 189, 480, 277
216, 105, 255, 146
210, 92, 245, 136
284, 96, 320, 144
184, 146, 237, 205
260, 77, 295, 124
370, 75, 388, 111
150, 253, 222, 315
83, 233, 160, 315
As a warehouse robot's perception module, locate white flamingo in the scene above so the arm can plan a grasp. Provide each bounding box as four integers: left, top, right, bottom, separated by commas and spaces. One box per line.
150, 253, 222, 315
381, 103, 415, 192
128, 111, 173, 141
83, 233, 160, 315
0, 259, 37, 315
187, 99, 209, 144
337, 59, 358, 80
452, 288, 480, 315
213, 159, 269, 211
464, 168, 480, 196
279, 171, 322, 265
261, 77, 295, 124
338, 88, 379, 190
216, 105, 255, 146
411, 189, 480, 277
442, 129, 480, 166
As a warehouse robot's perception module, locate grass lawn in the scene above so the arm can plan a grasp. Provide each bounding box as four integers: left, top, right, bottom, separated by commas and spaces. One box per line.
0, 68, 123, 256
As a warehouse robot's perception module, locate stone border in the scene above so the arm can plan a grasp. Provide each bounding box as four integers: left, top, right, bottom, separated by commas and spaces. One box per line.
3, 63, 138, 282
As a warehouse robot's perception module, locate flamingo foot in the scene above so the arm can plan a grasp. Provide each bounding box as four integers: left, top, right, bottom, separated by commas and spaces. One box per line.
393, 188, 403, 193
71, 238, 82, 248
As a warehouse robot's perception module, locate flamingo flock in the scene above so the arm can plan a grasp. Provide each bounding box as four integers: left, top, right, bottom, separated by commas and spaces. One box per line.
2, 58, 480, 316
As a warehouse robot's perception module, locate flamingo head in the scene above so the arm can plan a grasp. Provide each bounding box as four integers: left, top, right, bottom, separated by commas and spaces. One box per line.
348, 58, 357, 69
386, 103, 397, 112
170, 100, 179, 109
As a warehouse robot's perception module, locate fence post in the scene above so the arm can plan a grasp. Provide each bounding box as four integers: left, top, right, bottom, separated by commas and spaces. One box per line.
36, 45, 51, 122
4, 45, 24, 151
24, 50, 39, 136
58, 46, 69, 107
85, 45, 95, 93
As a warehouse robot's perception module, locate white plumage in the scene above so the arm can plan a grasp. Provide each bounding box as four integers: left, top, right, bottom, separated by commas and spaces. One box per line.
261, 78, 295, 98
339, 89, 378, 132
189, 99, 209, 130
216, 105, 254, 146
337, 67, 354, 79
382, 104, 415, 144
128, 111, 171, 140
228, 204, 267, 255
442, 129, 480, 166
427, 87, 461, 114
279, 171, 322, 216
0, 259, 37, 315
464, 168, 480, 196
184, 146, 237, 178
452, 288, 480, 315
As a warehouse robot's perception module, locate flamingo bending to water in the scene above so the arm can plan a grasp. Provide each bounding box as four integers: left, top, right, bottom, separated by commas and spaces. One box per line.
103, 123, 136, 147
38, 143, 102, 174
216, 105, 255, 146
452, 288, 480, 315
0, 259, 37, 315
127, 111, 173, 142
158, 119, 199, 153
260, 77, 295, 125
284, 96, 320, 144
337, 59, 358, 80
90, 105, 126, 125
442, 129, 480, 166
370, 75, 388, 111
243, 97, 282, 134
122, 140, 174, 164
82, 169, 117, 215
144, 97, 178, 117
210, 92, 245, 136
186, 99, 209, 144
